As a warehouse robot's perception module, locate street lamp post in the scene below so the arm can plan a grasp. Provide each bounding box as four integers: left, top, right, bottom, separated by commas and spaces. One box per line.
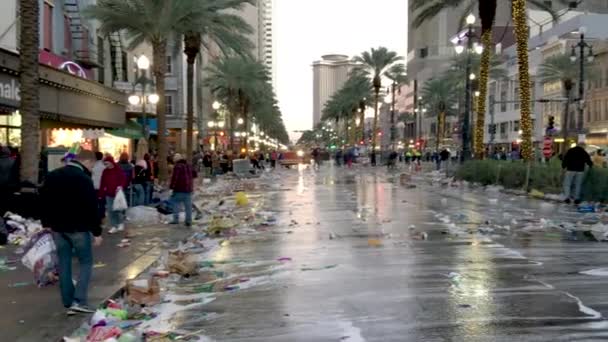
570, 27, 594, 140
128, 55, 158, 140
455, 14, 482, 163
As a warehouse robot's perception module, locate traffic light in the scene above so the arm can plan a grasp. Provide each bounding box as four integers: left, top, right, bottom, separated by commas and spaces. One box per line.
547, 115, 555, 131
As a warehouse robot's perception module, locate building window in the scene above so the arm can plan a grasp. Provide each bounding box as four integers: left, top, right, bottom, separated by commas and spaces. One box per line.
605, 69, 608, 87
43, 2, 53, 51
121, 51, 128, 82
500, 81, 508, 112
605, 100, 608, 120
513, 120, 520, 132
63, 15, 72, 56
513, 83, 520, 110
430, 123, 436, 134
165, 95, 173, 115
97, 36, 105, 84
500, 122, 507, 134
166, 56, 172, 74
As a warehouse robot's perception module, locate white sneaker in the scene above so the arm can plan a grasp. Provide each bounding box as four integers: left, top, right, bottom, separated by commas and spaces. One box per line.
108, 227, 119, 234
117, 224, 125, 231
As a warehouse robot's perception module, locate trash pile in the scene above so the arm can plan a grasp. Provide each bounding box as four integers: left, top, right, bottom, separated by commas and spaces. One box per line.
64, 175, 288, 341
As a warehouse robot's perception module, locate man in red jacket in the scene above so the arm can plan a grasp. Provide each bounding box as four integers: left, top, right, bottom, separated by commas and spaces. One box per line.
169, 153, 196, 227
99, 156, 127, 233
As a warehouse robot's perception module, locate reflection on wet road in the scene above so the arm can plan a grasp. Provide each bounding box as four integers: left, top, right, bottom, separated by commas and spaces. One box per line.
182, 166, 608, 341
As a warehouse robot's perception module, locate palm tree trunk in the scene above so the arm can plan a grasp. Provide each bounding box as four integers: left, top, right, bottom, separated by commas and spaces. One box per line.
372, 87, 380, 162
474, 30, 493, 159
19, 0, 40, 183
436, 111, 445, 152
243, 100, 249, 152
512, 0, 534, 161
153, 40, 168, 183
562, 82, 572, 153
184, 32, 201, 163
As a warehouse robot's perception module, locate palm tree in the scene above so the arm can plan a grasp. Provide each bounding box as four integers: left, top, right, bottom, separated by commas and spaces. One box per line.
411, 0, 558, 160
84, 0, 231, 182
422, 77, 458, 151
384, 64, 408, 148
19, 0, 40, 183
353, 47, 403, 162
205, 56, 269, 153
539, 53, 595, 151
183, 0, 255, 161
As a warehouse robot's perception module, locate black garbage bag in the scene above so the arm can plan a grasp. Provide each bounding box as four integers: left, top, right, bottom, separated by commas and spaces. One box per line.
156, 200, 174, 215
0, 217, 7, 245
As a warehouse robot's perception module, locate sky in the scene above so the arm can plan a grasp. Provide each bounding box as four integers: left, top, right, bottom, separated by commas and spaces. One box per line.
275, 0, 408, 138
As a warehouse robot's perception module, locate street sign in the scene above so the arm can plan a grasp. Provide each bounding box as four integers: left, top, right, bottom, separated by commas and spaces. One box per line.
543, 136, 553, 158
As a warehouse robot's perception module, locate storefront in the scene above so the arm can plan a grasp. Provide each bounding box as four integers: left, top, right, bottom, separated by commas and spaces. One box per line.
0, 48, 126, 148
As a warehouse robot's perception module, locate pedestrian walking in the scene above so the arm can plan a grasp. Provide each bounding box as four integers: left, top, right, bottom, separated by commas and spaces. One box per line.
169, 153, 197, 227
562, 142, 593, 204
99, 156, 127, 234
132, 160, 148, 206
311, 148, 321, 170
39, 149, 102, 315
270, 150, 278, 169
439, 148, 451, 173
0, 146, 17, 215
592, 150, 606, 168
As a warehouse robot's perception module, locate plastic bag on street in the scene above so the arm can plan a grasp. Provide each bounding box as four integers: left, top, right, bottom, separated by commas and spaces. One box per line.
113, 188, 128, 211
126, 206, 161, 225
21, 230, 58, 286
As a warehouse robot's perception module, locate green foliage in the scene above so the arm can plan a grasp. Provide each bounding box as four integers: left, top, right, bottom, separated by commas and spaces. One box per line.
538, 53, 597, 88
421, 77, 458, 117
456, 159, 608, 201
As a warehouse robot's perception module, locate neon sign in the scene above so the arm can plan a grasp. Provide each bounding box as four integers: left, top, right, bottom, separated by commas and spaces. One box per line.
58, 61, 88, 79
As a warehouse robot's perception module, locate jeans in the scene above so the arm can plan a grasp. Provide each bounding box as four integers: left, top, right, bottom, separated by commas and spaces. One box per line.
563, 171, 585, 200
106, 196, 125, 227
171, 192, 193, 224
131, 184, 144, 207
52, 232, 93, 307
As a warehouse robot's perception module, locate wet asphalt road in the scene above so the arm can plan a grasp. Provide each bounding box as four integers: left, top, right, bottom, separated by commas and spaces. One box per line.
179, 164, 608, 341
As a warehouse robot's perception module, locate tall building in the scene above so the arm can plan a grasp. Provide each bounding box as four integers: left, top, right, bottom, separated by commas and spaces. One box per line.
312, 54, 358, 127
240, 0, 275, 87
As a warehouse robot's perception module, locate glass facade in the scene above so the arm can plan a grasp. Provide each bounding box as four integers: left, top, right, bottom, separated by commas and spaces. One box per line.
0, 111, 21, 147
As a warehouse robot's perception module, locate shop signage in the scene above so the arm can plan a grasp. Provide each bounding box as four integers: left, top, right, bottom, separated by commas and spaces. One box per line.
0, 73, 20, 107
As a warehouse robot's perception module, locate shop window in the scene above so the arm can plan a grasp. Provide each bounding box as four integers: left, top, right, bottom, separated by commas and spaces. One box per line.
0, 112, 22, 147
43, 2, 53, 51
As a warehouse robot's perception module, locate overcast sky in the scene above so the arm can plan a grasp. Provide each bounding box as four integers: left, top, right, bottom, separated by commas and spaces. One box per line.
275, 0, 408, 137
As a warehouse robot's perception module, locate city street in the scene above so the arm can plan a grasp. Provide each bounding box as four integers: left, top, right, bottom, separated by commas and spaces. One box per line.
167, 165, 608, 342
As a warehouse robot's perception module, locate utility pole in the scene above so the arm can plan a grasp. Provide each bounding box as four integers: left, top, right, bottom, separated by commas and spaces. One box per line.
571, 27, 594, 141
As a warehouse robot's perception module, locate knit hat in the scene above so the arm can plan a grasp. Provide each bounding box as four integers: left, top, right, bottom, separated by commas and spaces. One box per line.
173, 153, 184, 161
103, 155, 115, 164
136, 159, 147, 169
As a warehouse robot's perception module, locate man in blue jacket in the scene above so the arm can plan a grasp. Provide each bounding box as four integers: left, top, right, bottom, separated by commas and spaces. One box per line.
39, 149, 103, 315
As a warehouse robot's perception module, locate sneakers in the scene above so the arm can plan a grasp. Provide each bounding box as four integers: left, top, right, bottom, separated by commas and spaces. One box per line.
108, 225, 125, 234
67, 303, 95, 315
564, 198, 571, 204
574, 199, 582, 205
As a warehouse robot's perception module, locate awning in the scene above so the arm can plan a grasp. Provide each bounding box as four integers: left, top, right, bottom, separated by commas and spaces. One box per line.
109, 120, 144, 140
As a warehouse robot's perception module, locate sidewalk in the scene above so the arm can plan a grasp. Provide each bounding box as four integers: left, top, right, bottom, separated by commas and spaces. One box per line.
0, 223, 190, 342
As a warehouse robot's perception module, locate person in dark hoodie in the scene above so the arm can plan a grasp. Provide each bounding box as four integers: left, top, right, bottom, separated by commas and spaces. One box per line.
99, 156, 126, 234
0, 146, 17, 215
169, 153, 197, 226
118, 152, 134, 205
39, 149, 102, 315
562, 142, 593, 204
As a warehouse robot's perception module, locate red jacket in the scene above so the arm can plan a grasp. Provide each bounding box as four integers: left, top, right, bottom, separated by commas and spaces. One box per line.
170, 160, 196, 193
99, 160, 126, 198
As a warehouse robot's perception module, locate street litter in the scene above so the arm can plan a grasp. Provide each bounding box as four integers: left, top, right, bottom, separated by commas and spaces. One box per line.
21, 230, 58, 286
301, 264, 338, 271
590, 223, 608, 241
127, 206, 162, 225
